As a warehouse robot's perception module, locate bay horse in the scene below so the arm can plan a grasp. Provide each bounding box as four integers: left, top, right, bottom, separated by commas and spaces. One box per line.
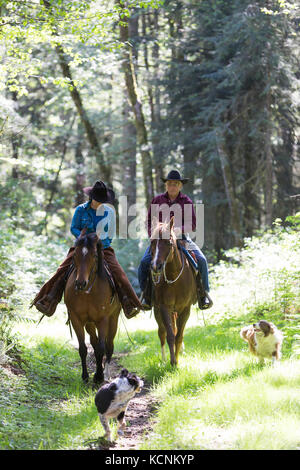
64, 230, 121, 384
150, 217, 197, 366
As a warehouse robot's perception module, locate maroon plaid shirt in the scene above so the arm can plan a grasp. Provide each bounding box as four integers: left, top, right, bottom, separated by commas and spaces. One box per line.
147, 191, 196, 238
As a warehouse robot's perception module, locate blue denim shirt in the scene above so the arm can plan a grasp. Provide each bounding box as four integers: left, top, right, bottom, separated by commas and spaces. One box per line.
70, 201, 115, 249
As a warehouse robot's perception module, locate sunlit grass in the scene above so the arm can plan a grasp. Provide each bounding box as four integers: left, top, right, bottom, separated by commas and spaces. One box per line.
140, 360, 300, 450
2, 219, 300, 450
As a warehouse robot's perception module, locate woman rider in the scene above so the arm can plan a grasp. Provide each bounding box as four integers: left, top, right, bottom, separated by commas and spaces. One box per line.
31, 181, 142, 319
138, 170, 213, 310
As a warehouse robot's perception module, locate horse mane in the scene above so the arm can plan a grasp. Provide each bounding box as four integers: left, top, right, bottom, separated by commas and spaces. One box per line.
151, 220, 177, 242
75, 233, 105, 278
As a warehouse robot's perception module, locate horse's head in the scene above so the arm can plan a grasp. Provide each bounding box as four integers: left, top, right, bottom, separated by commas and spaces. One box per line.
150, 216, 177, 274
73, 230, 102, 291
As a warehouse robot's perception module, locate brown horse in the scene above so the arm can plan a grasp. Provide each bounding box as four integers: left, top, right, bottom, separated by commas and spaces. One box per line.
150, 217, 197, 366
64, 230, 121, 384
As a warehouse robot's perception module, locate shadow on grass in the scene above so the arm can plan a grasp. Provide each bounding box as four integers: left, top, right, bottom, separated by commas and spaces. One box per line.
1, 336, 107, 449
116, 310, 287, 387
5, 308, 290, 449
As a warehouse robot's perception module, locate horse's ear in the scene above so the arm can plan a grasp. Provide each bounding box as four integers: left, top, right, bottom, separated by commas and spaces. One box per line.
79, 227, 87, 238
90, 232, 99, 244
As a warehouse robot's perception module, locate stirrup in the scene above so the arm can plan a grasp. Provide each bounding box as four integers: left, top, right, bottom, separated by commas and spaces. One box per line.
198, 292, 213, 310
124, 307, 140, 319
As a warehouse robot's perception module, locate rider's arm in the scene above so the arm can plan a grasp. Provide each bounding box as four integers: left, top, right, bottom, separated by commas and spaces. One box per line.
70, 206, 82, 238
181, 197, 196, 235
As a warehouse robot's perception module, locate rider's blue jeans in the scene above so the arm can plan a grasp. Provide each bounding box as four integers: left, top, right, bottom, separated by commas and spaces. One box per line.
138, 244, 210, 292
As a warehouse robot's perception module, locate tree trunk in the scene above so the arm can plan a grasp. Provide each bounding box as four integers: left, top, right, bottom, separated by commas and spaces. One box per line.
264, 92, 273, 227
55, 45, 111, 185
217, 134, 243, 247
273, 125, 295, 220
116, 0, 154, 207
144, 10, 164, 194
122, 94, 137, 211
42, 0, 112, 186
41, 115, 75, 234
74, 122, 86, 207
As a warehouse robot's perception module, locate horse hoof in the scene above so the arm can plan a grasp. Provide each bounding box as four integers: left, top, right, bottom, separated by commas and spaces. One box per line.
93, 374, 104, 385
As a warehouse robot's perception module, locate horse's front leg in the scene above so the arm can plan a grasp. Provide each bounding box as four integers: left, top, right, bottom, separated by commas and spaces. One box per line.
94, 317, 109, 384
160, 304, 176, 366
70, 314, 89, 383
175, 306, 190, 365
154, 306, 167, 362
104, 310, 119, 380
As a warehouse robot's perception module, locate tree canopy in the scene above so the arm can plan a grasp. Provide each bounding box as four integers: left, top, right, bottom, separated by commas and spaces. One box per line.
0, 0, 299, 264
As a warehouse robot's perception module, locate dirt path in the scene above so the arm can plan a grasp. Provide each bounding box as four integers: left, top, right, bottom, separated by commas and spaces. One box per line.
86, 348, 158, 451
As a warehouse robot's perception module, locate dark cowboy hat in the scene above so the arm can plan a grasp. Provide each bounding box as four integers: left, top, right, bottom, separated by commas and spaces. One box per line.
83, 180, 115, 203
161, 170, 189, 184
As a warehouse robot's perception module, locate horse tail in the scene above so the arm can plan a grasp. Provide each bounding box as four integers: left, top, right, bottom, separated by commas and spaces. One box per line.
96, 240, 106, 279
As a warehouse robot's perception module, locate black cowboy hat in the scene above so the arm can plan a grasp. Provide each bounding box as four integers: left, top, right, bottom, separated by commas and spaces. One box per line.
83, 180, 115, 203
161, 170, 189, 184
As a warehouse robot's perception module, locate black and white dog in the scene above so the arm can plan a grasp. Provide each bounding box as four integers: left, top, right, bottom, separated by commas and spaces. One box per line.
95, 368, 144, 441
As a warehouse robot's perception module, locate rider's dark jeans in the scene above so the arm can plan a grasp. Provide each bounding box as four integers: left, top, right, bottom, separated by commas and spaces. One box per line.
138, 245, 210, 292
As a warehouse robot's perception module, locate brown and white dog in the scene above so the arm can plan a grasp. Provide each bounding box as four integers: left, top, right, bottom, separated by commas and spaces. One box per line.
95, 368, 144, 442
240, 320, 283, 364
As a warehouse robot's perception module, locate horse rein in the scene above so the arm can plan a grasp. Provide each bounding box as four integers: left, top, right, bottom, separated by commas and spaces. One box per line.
85, 261, 98, 294
72, 252, 98, 294
73, 252, 115, 304
151, 241, 185, 285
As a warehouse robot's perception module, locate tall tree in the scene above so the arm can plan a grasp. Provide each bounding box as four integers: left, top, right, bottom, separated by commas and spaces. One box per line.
42, 0, 112, 186
116, 0, 154, 207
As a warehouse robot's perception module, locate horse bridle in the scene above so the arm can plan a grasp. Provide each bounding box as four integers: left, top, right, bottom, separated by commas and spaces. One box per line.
73, 251, 98, 294
72, 251, 115, 304
151, 240, 185, 285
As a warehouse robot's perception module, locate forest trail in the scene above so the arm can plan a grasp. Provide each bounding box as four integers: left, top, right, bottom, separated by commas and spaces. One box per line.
85, 348, 158, 451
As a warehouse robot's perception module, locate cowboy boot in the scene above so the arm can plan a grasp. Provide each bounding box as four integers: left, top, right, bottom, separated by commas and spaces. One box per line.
196, 273, 213, 310
33, 276, 67, 317
121, 296, 140, 319
114, 284, 141, 319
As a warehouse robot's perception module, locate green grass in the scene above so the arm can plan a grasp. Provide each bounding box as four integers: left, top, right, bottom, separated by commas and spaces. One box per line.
2, 308, 299, 450
141, 361, 300, 450
118, 219, 300, 450
0, 217, 299, 449
0, 330, 99, 450
118, 311, 300, 450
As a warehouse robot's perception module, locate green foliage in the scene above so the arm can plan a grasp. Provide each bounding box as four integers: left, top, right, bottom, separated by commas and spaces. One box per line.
112, 238, 148, 289
119, 219, 300, 449
0, 214, 299, 450
0, 208, 69, 357
0, 335, 95, 450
